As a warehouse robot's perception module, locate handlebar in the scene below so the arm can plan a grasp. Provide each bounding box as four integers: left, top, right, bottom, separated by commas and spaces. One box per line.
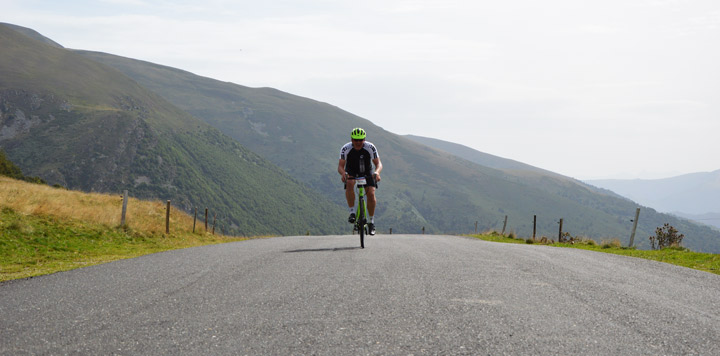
345, 174, 377, 180
345, 174, 379, 188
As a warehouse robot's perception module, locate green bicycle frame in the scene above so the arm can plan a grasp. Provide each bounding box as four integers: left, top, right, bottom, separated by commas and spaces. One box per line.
356, 184, 368, 231
349, 175, 371, 248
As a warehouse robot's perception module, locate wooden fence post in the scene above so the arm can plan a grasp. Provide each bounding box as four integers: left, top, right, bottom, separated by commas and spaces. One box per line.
389, 228, 392, 234
629, 208, 640, 247
165, 200, 170, 234
558, 218, 564, 242
501, 215, 508, 235
205, 208, 208, 231
533, 215, 537, 240
120, 190, 128, 226
422, 226, 425, 234
193, 207, 197, 233
212, 213, 216, 235
475, 221, 478, 234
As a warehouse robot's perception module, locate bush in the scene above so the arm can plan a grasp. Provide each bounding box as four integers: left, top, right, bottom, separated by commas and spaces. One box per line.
559, 231, 571, 243
649, 223, 684, 250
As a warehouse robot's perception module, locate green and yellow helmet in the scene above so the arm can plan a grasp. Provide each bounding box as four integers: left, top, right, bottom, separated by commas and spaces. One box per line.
351, 127, 366, 140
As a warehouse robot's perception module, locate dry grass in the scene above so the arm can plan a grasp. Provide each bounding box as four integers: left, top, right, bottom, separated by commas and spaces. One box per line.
1, 177, 249, 281
601, 238, 623, 249
0, 176, 194, 234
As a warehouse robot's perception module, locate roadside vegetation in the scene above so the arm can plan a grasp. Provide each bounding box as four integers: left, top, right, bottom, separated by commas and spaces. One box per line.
469, 231, 720, 275
0, 176, 248, 282
3, 152, 717, 282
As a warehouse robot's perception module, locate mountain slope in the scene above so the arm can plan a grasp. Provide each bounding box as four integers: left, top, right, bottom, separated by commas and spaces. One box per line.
0, 23, 346, 236
405, 135, 560, 177
75, 49, 720, 252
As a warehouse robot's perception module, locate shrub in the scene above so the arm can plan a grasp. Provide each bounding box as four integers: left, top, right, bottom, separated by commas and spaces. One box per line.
649, 223, 684, 250
559, 231, 571, 243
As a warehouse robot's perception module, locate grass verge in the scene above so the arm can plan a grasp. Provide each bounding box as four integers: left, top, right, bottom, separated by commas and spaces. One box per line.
0, 207, 247, 282
468, 232, 720, 275
0, 176, 251, 282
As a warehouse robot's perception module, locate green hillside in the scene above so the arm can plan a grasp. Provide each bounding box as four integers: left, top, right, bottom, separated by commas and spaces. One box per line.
75, 48, 720, 252
0, 24, 346, 236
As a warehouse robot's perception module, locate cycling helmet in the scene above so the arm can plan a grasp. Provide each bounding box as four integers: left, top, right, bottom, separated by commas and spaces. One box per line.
351, 127, 366, 140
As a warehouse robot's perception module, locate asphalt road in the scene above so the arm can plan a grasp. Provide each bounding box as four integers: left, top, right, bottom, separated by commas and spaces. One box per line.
1, 234, 719, 355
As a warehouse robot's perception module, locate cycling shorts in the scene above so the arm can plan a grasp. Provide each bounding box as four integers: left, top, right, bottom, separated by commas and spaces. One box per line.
344, 174, 377, 189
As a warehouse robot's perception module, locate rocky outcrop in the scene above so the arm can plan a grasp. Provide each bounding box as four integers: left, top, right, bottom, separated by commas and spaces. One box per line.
0, 90, 64, 141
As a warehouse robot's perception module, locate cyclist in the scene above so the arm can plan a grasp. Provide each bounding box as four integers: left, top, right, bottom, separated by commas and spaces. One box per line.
338, 127, 383, 235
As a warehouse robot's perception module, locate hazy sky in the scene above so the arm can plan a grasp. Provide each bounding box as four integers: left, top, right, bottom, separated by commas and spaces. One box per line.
4, 0, 719, 179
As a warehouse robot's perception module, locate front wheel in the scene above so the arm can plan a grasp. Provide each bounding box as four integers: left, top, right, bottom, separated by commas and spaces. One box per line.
359, 220, 365, 248
358, 199, 365, 248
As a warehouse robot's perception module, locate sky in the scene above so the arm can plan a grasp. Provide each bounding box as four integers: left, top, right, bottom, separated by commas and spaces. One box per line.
4, 0, 719, 180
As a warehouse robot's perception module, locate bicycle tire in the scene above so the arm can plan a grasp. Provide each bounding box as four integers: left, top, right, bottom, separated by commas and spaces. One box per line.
358, 198, 365, 248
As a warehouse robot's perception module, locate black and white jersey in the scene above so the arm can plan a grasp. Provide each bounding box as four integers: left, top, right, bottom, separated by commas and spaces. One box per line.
339, 141, 379, 176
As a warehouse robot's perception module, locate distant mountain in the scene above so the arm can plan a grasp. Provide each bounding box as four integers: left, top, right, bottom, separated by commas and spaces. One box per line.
586, 171, 720, 231
586, 170, 720, 215
73, 49, 720, 252
0, 23, 346, 236
672, 212, 720, 231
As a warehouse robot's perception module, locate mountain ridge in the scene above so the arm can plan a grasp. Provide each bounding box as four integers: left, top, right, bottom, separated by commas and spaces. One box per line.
404, 134, 560, 177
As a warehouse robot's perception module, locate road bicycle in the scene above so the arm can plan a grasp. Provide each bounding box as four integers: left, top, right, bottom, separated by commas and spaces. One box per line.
346, 175, 376, 248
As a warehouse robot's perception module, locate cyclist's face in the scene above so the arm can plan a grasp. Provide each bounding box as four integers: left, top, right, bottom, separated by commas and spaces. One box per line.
352, 138, 364, 149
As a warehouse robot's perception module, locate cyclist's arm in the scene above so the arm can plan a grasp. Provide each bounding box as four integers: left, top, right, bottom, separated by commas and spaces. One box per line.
373, 157, 383, 182
338, 159, 348, 182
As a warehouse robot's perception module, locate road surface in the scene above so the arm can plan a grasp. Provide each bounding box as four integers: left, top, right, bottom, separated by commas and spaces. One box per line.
1, 234, 719, 355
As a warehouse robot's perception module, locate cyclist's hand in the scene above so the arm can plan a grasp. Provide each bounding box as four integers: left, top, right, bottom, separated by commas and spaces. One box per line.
341, 173, 348, 183
374, 172, 381, 182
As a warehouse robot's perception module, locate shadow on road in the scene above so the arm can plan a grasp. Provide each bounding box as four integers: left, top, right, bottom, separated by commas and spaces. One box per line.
284, 246, 363, 253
